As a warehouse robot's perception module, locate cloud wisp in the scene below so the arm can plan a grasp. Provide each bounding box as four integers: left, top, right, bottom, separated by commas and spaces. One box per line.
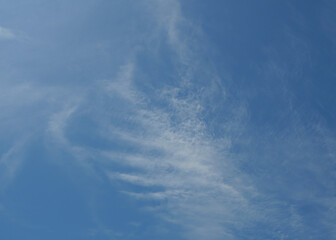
89, 1, 256, 237
1, 0, 336, 239
98, 60, 254, 239
41, 1, 256, 239
40, 1, 336, 239
0, 141, 25, 190
0, 26, 15, 40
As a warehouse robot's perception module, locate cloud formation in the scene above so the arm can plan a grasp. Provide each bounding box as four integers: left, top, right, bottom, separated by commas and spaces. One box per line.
39, 1, 256, 238
63, 1, 257, 238
0, 141, 25, 190
0, 26, 15, 40
1, 1, 335, 239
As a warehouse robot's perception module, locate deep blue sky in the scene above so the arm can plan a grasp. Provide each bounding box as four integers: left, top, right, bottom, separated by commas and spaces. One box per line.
1, 1, 336, 239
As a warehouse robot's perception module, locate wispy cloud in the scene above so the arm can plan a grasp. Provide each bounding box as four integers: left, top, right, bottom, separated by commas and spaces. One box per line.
0, 26, 15, 40
0, 140, 27, 190
99, 61, 256, 238
31, 0, 336, 239
46, 102, 100, 176
87, 1, 256, 232
0, 0, 334, 239
0, 80, 84, 188
48, 105, 78, 144
39, 1, 255, 238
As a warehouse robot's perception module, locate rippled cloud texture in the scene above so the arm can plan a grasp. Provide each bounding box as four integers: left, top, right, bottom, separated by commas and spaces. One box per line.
1, 1, 336, 239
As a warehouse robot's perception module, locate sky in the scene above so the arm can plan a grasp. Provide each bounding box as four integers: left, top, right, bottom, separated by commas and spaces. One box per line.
0, 0, 336, 239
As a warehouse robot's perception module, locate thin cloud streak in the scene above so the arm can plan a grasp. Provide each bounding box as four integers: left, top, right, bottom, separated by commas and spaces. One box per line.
0, 140, 27, 190
0, 26, 15, 40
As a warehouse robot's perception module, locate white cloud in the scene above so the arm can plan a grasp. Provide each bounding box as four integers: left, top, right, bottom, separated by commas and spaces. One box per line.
0, 26, 15, 40
48, 105, 78, 144
0, 81, 83, 189
42, 1, 254, 238
0, 140, 27, 189
95, 58, 255, 239
104, 62, 138, 103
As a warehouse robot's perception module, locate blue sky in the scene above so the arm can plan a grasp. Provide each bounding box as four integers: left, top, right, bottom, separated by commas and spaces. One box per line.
1, 0, 336, 239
